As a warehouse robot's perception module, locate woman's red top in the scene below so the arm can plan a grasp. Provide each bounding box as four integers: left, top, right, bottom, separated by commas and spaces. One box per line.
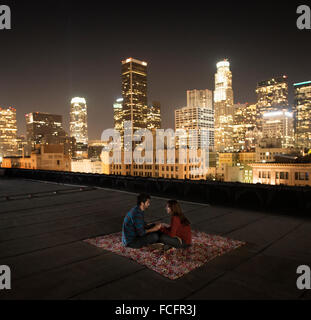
160, 215, 192, 245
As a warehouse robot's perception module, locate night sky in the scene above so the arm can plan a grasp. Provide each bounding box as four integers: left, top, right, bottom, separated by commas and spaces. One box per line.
0, 1, 310, 139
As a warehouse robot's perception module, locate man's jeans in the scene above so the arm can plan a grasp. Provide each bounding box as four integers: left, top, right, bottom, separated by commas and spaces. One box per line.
127, 232, 159, 249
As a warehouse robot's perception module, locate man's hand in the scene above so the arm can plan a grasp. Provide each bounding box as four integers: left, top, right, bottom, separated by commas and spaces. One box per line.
146, 223, 162, 233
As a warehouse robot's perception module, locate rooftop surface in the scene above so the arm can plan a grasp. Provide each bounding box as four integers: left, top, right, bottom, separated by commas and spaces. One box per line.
0, 176, 310, 300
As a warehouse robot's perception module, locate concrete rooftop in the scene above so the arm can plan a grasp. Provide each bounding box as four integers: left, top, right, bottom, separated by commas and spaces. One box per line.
0, 176, 310, 300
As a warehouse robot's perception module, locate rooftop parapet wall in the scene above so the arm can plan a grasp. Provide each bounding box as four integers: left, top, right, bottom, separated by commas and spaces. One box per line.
1, 168, 310, 215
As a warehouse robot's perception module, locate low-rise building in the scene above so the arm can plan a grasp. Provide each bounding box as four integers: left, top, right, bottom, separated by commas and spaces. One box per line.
250, 162, 311, 186
255, 147, 299, 163
71, 159, 102, 174
1, 145, 71, 172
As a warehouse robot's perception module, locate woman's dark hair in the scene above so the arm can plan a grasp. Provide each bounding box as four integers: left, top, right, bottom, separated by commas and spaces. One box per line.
137, 193, 151, 206
167, 200, 190, 226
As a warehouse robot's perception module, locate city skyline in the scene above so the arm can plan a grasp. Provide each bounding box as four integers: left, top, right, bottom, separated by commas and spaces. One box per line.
0, 56, 309, 141
0, 2, 310, 139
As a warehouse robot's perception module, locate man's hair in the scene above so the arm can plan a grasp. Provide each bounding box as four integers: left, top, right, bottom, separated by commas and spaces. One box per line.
137, 193, 151, 206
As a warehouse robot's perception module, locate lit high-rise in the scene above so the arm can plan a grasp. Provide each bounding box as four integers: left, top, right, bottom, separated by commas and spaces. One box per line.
113, 98, 124, 134
256, 76, 289, 129
214, 59, 234, 152
25, 112, 75, 157
175, 89, 214, 149
0, 107, 18, 159
26, 112, 63, 148
147, 101, 161, 130
121, 58, 148, 136
70, 97, 88, 154
294, 81, 311, 151
232, 103, 257, 151
262, 110, 295, 149
187, 89, 213, 109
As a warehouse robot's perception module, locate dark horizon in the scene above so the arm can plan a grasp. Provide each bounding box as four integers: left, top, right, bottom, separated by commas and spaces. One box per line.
0, 1, 310, 139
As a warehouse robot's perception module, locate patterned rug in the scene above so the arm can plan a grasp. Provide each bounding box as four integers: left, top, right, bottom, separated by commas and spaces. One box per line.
84, 231, 245, 280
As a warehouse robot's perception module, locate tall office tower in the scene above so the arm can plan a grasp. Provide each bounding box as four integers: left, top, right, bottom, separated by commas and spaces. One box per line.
147, 101, 162, 130
26, 112, 75, 157
256, 76, 289, 129
187, 89, 213, 109
294, 81, 311, 151
70, 97, 88, 155
113, 98, 124, 134
232, 103, 257, 151
0, 107, 18, 159
175, 105, 214, 149
26, 112, 63, 148
121, 58, 148, 147
214, 59, 234, 152
262, 110, 295, 149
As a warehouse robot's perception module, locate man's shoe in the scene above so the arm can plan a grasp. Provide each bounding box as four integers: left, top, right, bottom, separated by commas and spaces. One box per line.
148, 243, 164, 250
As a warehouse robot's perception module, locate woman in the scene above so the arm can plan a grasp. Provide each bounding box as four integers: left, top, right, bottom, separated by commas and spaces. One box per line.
159, 200, 192, 249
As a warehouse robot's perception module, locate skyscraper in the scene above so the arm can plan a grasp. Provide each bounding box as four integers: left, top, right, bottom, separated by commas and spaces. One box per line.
121, 58, 148, 135
175, 105, 214, 149
113, 98, 124, 134
214, 60, 234, 106
262, 110, 295, 149
256, 76, 289, 129
70, 97, 88, 155
26, 112, 63, 148
26, 112, 75, 157
187, 89, 213, 109
294, 81, 311, 151
214, 59, 234, 152
175, 89, 214, 149
147, 101, 161, 130
0, 107, 18, 159
232, 103, 257, 151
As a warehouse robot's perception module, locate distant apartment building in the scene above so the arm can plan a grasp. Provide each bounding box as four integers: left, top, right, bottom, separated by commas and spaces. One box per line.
0, 107, 18, 158
251, 162, 311, 186
1, 144, 71, 171
294, 81, 311, 151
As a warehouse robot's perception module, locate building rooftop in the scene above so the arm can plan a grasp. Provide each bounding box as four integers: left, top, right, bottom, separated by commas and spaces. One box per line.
0, 175, 310, 300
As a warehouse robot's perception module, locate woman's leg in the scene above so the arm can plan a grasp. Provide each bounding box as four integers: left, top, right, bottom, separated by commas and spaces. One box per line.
159, 233, 183, 248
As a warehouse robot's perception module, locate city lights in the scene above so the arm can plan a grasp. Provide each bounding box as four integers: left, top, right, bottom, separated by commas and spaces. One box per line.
1, 58, 311, 186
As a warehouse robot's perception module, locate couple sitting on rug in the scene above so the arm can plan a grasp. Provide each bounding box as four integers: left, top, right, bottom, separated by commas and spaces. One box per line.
122, 193, 192, 250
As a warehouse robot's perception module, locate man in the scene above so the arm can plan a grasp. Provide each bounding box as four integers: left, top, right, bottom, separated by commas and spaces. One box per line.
122, 193, 162, 248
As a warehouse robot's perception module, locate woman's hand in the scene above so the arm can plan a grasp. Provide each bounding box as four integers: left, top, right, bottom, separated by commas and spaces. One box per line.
154, 223, 162, 231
